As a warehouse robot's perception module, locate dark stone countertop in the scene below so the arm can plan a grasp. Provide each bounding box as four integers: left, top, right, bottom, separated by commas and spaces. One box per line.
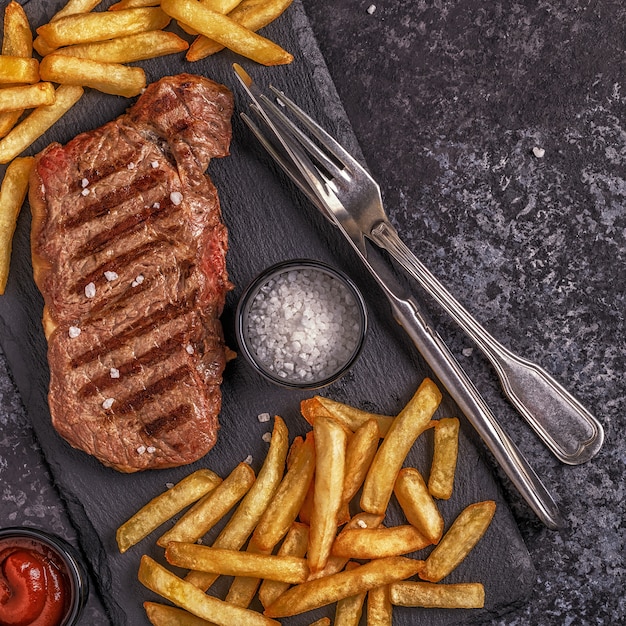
1, 1, 624, 625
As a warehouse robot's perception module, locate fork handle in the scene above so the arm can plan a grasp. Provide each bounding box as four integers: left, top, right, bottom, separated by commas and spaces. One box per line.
371, 221, 604, 465
389, 292, 563, 529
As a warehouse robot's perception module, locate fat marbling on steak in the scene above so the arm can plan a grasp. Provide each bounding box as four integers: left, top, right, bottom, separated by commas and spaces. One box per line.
29, 74, 234, 472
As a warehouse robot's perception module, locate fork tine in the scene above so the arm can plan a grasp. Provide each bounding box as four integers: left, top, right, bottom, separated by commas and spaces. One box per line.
268, 85, 369, 179
240, 111, 330, 217
258, 94, 346, 185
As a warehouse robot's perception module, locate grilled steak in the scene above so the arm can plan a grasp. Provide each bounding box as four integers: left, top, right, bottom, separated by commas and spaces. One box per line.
29, 74, 234, 472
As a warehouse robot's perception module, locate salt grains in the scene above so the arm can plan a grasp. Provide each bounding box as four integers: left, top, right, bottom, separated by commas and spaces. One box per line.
245, 267, 364, 384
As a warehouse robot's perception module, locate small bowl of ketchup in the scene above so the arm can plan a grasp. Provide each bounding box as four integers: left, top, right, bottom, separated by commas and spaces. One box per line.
0, 527, 89, 626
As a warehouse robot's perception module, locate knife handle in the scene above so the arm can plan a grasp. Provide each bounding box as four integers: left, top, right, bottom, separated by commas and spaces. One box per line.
388, 292, 564, 530
371, 221, 604, 465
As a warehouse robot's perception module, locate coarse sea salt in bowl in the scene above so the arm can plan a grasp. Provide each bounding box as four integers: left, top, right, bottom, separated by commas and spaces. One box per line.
236, 259, 368, 389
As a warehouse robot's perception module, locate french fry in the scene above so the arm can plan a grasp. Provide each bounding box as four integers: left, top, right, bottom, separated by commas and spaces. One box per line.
36, 7, 171, 49
177, 0, 245, 40
224, 570, 261, 608
138, 556, 280, 626
308, 416, 348, 573
184, 416, 289, 592
307, 620, 330, 626
0, 56, 38, 84
52, 0, 104, 22
166, 542, 310, 584
0, 83, 55, 113
39, 54, 146, 98
394, 467, 444, 545
361, 378, 442, 515
0, 157, 33, 294
428, 417, 460, 500
367, 584, 392, 626
258, 522, 309, 608
331, 525, 430, 560
160, 0, 293, 66
116, 469, 222, 553
52, 30, 189, 64
248, 431, 315, 553
341, 418, 379, 509
0, 1, 33, 138
0, 84, 83, 164
389, 581, 485, 609
301, 396, 394, 436
419, 501, 496, 583
157, 462, 255, 547
2, 1, 32, 56
144, 602, 217, 626
110, 0, 160, 9
297, 473, 315, 525
334, 562, 366, 626
306, 511, 383, 582
186, 0, 293, 61
264, 557, 425, 618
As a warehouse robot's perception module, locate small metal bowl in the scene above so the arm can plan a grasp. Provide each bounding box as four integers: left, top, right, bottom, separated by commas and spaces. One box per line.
236, 259, 368, 389
0, 526, 89, 625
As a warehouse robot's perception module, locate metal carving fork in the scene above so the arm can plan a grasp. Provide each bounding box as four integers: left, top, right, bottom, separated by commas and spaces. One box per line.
233, 66, 604, 468
234, 64, 566, 529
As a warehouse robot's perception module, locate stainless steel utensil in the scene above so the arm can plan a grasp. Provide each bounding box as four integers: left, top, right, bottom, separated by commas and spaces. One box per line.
234, 66, 603, 467
234, 64, 564, 529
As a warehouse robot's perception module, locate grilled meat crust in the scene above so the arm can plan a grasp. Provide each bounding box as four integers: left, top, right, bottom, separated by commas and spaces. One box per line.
29, 74, 234, 472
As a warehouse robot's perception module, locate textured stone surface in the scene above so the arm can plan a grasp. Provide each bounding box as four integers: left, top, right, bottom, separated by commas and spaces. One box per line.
0, 1, 624, 625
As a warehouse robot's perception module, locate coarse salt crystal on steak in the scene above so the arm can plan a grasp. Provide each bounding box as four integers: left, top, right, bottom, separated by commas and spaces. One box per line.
29, 74, 234, 472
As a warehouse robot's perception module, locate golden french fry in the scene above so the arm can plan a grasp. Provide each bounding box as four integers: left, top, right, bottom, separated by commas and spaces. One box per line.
419, 500, 496, 583
258, 522, 309, 609
0, 1, 33, 137
161, 0, 292, 66
52, 30, 189, 63
225, 571, 261, 608
110, 0, 160, 9
341, 418, 379, 508
0, 83, 55, 113
0, 56, 38, 84
248, 431, 315, 553
186, 0, 293, 61
39, 54, 146, 97
52, 0, 104, 22
184, 416, 289, 592
389, 581, 485, 609
301, 396, 394, 437
144, 601, 217, 626
334, 562, 366, 626
361, 378, 442, 515
331, 525, 430, 560
166, 542, 310, 585
305, 511, 383, 582
307, 619, 331, 626
138, 556, 280, 626
37, 7, 171, 49
2, 1, 32, 56
428, 417, 460, 500
0, 84, 83, 164
367, 585, 392, 626
308, 416, 348, 573
297, 473, 315, 525
264, 557, 425, 618
157, 462, 255, 547
394, 467, 444, 545
116, 469, 222, 553
0, 157, 33, 294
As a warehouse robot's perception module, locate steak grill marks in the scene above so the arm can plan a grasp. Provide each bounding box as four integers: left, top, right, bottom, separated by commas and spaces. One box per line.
31, 74, 233, 471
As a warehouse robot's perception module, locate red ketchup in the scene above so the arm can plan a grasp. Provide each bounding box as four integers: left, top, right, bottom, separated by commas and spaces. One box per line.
0, 537, 70, 626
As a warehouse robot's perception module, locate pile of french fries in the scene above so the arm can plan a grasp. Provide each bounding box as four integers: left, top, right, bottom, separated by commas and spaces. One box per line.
117, 378, 497, 625
0, 0, 293, 294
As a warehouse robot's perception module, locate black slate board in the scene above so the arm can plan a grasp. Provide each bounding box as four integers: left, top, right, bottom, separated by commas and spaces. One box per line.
0, 1, 535, 624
